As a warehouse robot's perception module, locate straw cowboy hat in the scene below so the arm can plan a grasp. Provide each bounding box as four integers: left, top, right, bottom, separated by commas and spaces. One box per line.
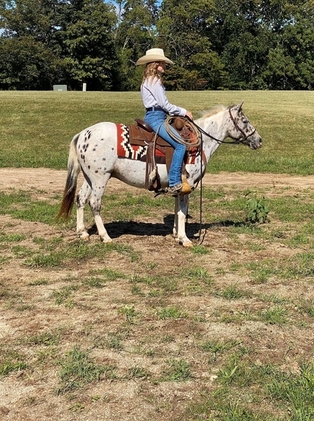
136, 48, 174, 65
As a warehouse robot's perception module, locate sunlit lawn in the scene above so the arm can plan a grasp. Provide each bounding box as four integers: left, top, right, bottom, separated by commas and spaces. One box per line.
1, 90, 313, 174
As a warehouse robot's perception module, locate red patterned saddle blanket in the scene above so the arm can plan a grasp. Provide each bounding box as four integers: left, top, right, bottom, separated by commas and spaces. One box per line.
116, 118, 199, 167
116, 122, 169, 166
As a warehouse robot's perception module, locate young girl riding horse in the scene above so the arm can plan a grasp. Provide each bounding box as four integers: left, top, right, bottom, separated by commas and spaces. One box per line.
136, 48, 194, 196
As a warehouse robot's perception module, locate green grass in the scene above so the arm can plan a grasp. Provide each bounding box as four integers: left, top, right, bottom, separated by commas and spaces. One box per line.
1, 189, 314, 419
118, 305, 141, 324
57, 346, 116, 394
1, 90, 314, 174
24, 329, 61, 346
185, 359, 314, 421
0, 191, 61, 224
157, 306, 188, 320
1, 91, 314, 420
161, 359, 192, 382
267, 363, 314, 421
0, 349, 27, 376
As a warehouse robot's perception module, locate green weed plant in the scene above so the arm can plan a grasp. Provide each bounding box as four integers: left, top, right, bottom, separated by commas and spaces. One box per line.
245, 191, 269, 224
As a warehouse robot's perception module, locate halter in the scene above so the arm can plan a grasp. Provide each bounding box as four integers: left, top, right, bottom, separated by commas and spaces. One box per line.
189, 106, 256, 145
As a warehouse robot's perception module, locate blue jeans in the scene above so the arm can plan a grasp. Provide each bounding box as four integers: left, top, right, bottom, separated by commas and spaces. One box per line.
144, 110, 186, 187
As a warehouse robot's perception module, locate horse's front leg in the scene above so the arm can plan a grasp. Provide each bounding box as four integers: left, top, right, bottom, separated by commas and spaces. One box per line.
173, 194, 192, 247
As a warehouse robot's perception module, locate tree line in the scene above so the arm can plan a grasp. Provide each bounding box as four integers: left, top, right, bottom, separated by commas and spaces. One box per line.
0, 0, 313, 91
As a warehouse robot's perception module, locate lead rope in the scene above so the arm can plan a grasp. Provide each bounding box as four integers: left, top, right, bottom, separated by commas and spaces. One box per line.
164, 116, 202, 147
198, 138, 206, 245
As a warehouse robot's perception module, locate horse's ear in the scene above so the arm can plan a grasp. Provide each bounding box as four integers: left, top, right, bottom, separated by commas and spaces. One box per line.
236, 101, 244, 111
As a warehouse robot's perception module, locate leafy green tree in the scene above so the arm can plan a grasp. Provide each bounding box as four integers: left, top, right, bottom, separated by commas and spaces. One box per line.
262, 2, 314, 89
0, 36, 63, 89
209, 0, 272, 89
0, 0, 120, 90
0, 0, 58, 40
0, 0, 64, 89
56, 0, 120, 90
0, 0, 313, 90
157, 0, 227, 89
210, 0, 314, 89
114, 0, 158, 90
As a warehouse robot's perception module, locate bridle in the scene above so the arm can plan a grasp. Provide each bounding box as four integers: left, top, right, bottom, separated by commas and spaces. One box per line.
228, 107, 256, 143
189, 106, 256, 145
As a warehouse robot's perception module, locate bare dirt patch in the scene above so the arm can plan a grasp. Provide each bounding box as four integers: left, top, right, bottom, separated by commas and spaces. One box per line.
2, 167, 314, 192
1, 168, 314, 421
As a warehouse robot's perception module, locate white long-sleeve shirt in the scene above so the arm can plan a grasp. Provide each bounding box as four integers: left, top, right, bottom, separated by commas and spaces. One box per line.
140, 77, 186, 116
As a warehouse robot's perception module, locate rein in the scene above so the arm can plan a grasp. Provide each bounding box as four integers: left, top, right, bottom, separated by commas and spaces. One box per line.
188, 106, 256, 145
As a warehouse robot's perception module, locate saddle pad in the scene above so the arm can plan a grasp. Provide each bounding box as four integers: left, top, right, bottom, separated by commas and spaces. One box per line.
116, 124, 165, 162
116, 124, 198, 164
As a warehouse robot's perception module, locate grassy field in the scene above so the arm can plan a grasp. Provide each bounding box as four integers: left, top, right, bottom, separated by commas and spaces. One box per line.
1, 91, 314, 420
1, 90, 314, 174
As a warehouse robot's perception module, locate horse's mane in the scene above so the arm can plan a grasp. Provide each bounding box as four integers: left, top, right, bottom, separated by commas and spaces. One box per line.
200, 104, 228, 120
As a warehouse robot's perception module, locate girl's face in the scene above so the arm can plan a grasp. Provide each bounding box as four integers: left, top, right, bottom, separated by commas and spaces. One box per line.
157, 62, 166, 73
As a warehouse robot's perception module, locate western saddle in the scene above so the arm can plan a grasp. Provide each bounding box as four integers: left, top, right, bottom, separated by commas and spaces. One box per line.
129, 117, 200, 192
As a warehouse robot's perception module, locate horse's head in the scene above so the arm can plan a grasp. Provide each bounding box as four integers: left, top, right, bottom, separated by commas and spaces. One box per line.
227, 102, 262, 149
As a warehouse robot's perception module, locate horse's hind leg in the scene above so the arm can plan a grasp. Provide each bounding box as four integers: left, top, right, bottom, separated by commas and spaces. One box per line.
77, 174, 112, 242
88, 174, 112, 243
76, 179, 92, 240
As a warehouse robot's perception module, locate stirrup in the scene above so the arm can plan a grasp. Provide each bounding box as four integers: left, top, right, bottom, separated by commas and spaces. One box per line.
167, 183, 183, 196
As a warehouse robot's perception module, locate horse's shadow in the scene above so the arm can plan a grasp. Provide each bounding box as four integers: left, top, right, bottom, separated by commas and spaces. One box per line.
88, 215, 247, 240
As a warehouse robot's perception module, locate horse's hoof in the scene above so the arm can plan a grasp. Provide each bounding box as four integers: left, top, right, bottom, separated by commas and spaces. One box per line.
182, 241, 193, 248
101, 237, 113, 244
79, 232, 90, 241
178, 238, 193, 247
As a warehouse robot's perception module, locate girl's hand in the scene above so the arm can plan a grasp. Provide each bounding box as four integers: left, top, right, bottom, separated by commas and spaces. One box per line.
186, 111, 193, 120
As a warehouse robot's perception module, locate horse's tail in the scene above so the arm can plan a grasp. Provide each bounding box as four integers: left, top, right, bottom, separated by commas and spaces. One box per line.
57, 133, 81, 220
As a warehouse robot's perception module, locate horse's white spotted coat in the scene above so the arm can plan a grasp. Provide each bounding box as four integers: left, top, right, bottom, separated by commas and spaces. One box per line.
59, 103, 262, 246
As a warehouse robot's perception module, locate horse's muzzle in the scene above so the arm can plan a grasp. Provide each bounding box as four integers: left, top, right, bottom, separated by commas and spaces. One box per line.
249, 134, 263, 150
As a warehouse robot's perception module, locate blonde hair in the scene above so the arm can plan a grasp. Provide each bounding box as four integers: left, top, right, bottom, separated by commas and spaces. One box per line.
142, 62, 163, 84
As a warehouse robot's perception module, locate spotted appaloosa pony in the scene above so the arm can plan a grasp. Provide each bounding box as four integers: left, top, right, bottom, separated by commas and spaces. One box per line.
58, 102, 262, 246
